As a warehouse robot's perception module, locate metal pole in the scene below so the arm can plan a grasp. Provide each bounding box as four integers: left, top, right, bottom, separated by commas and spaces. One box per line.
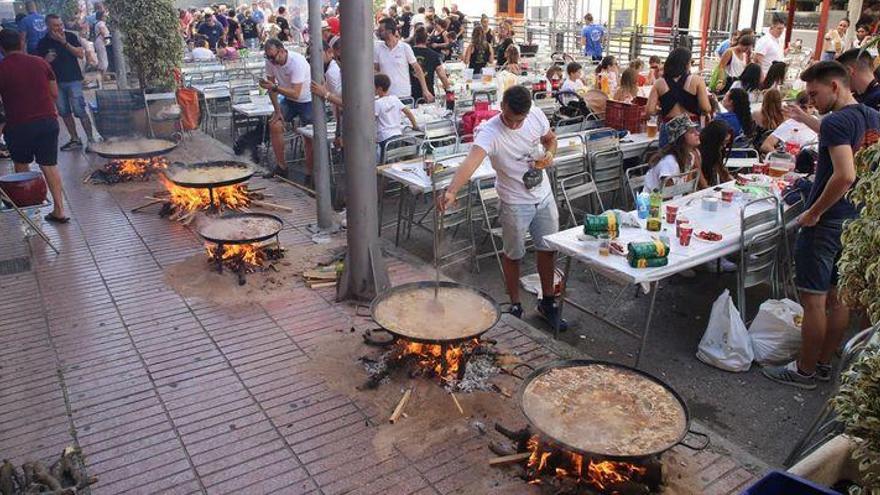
699, 0, 712, 71
336, 0, 389, 302
814, 0, 831, 61
784, 0, 796, 49
307, 0, 337, 232
111, 28, 127, 89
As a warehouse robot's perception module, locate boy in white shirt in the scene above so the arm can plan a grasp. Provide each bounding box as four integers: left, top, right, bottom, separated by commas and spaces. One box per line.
560, 62, 586, 94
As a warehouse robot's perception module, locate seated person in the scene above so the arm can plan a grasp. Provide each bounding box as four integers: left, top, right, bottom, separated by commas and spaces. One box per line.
612, 68, 639, 103
729, 63, 762, 103
560, 62, 586, 94
752, 88, 785, 151
643, 114, 701, 192
715, 88, 756, 140
759, 91, 818, 155
191, 37, 215, 60
698, 120, 733, 188
215, 39, 239, 61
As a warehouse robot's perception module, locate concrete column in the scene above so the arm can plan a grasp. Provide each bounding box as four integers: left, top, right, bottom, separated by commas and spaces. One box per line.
336, 0, 389, 302
307, 0, 337, 232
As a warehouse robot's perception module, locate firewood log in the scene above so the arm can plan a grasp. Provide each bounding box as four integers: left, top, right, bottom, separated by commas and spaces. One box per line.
0, 459, 20, 495
31, 462, 61, 491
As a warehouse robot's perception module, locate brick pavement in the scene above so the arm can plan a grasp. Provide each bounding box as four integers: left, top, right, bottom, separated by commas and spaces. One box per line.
0, 134, 762, 494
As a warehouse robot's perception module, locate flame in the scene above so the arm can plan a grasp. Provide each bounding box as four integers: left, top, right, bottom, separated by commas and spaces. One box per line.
160, 176, 251, 212
525, 435, 647, 490
395, 339, 478, 380
206, 243, 264, 269
105, 157, 168, 179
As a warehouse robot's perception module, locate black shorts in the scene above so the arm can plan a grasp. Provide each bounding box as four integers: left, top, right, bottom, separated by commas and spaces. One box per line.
4, 118, 60, 166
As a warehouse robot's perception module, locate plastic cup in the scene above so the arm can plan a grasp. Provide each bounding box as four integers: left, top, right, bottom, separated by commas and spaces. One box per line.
721, 189, 734, 202
679, 224, 694, 247
598, 234, 610, 256
665, 205, 679, 224
676, 218, 689, 237
646, 122, 658, 138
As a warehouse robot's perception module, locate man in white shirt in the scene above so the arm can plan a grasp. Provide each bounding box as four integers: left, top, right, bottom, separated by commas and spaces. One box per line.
190, 38, 215, 61
438, 86, 567, 331
259, 38, 313, 177
754, 15, 785, 77
374, 17, 433, 102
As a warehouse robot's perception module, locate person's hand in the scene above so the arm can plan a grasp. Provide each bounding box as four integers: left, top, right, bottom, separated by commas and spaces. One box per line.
436, 189, 456, 212
784, 103, 809, 124
258, 78, 274, 90
49, 30, 66, 44
269, 111, 282, 124
423, 91, 435, 103
533, 152, 554, 170
310, 81, 326, 98
797, 209, 820, 227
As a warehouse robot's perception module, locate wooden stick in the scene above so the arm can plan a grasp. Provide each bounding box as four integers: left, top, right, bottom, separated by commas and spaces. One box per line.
488, 453, 531, 466
307, 281, 337, 289
450, 392, 464, 415
252, 200, 293, 212
273, 175, 316, 196
131, 199, 166, 213
389, 388, 413, 424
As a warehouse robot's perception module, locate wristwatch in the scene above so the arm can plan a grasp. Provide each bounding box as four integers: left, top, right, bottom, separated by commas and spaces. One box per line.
271, 82, 279, 92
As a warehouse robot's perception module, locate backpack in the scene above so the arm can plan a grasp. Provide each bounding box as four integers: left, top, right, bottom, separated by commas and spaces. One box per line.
460, 109, 499, 142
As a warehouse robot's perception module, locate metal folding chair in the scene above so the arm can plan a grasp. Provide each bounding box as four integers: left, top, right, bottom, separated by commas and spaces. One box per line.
625, 163, 650, 205
588, 147, 625, 208
660, 169, 699, 200
553, 116, 584, 135
737, 197, 783, 321
377, 134, 423, 238
779, 198, 805, 301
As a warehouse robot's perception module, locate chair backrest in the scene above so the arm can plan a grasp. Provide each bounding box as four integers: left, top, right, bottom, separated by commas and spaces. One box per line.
560, 172, 604, 227
423, 118, 458, 147
740, 197, 783, 291
381, 134, 423, 165
729, 146, 760, 159
432, 162, 470, 227
555, 132, 586, 160
625, 163, 651, 203
588, 148, 625, 195
553, 116, 584, 134
473, 90, 496, 104
782, 198, 805, 228
584, 127, 619, 154
660, 169, 699, 200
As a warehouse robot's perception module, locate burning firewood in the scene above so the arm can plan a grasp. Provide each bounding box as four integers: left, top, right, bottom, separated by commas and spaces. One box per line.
450, 392, 464, 415
87, 157, 169, 184
1, 447, 96, 495
389, 387, 413, 424
488, 453, 532, 466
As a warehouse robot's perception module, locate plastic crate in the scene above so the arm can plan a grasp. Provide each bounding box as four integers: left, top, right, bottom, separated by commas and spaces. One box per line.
605, 96, 647, 134
740, 470, 840, 495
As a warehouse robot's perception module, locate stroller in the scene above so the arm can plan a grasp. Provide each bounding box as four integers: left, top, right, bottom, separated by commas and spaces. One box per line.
554, 89, 606, 129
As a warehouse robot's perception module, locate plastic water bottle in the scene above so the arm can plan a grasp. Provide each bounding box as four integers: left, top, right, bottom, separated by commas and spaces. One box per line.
785, 128, 801, 157
637, 190, 650, 219
649, 189, 663, 219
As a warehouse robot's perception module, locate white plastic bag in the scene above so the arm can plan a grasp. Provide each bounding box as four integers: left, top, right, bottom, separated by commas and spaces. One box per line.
696, 290, 754, 372
748, 299, 803, 365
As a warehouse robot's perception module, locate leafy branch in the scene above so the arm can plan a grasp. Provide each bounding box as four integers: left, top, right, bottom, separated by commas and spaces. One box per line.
104, 0, 182, 89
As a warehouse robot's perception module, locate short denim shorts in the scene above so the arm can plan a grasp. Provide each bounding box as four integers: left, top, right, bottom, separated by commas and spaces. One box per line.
498, 193, 559, 260
795, 220, 848, 294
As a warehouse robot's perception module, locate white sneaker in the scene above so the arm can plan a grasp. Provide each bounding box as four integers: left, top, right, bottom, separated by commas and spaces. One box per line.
719, 258, 738, 272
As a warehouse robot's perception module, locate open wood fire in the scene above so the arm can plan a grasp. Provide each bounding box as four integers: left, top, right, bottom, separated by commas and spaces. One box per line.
88, 157, 169, 184
148, 176, 254, 223
205, 241, 284, 285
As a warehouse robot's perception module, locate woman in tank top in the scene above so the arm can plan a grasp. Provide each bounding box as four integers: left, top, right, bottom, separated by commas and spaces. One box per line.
646, 48, 712, 147
717, 34, 755, 93
463, 25, 495, 75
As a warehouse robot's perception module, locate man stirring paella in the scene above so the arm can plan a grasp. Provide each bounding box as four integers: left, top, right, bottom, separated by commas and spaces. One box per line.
438, 86, 565, 330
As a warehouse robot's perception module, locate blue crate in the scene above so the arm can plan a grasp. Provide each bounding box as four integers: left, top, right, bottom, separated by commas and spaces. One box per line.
741, 470, 841, 495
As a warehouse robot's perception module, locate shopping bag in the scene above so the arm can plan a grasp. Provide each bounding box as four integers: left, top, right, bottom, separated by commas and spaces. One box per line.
696, 290, 754, 372
176, 87, 201, 131
748, 299, 803, 365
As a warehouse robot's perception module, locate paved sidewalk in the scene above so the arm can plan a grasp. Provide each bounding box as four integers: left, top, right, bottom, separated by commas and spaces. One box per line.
1, 134, 763, 494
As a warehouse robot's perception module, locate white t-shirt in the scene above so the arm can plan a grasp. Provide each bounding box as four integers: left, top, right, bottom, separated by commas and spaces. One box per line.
374, 40, 417, 97
191, 47, 215, 60
325, 60, 342, 96
375, 95, 405, 142
411, 13, 426, 26
644, 154, 682, 192
560, 78, 585, 94
473, 106, 553, 204
265, 50, 312, 103
755, 32, 784, 76
771, 118, 818, 146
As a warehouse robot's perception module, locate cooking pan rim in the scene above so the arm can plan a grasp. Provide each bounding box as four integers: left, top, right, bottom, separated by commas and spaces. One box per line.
91, 139, 178, 159
197, 211, 284, 245
163, 160, 255, 189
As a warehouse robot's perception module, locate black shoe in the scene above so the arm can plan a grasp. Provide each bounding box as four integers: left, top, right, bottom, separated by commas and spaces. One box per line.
262, 166, 287, 179
508, 303, 523, 319
537, 300, 568, 332
60, 139, 82, 151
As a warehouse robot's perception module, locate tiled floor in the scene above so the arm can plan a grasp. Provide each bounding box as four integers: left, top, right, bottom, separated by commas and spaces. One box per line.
0, 134, 761, 494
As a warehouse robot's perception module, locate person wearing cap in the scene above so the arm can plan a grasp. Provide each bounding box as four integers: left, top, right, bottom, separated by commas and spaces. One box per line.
326, 6, 340, 37
642, 113, 701, 192
374, 17, 433, 102
320, 20, 333, 44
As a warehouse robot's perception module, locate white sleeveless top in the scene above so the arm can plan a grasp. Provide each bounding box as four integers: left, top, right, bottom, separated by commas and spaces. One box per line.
728, 50, 748, 78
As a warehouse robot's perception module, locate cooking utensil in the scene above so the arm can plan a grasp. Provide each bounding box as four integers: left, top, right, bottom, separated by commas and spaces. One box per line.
163, 161, 254, 189
431, 165, 443, 302
518, 360, 709, 461
0, 172, 48, 207
90, 137, 178, 159
196, 212, 284, 245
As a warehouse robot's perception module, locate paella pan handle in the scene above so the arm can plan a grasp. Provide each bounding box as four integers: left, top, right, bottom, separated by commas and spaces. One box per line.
505, 363, 536, 381
677, 429, 710, 451
499, 302, 521, 315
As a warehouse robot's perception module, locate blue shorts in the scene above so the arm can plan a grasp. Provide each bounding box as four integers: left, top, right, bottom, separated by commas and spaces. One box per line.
499, 194, 559, 260
280, 99, 313, 125
56, 81, 87, 119
795, 220, 847, 294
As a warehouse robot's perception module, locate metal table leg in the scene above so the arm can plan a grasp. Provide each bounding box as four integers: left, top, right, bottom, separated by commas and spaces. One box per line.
635, 281, 660, 368
555, 255, 573, 340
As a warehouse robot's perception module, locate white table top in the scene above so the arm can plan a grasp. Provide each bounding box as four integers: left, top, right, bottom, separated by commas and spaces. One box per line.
378, 155, 495, 194
726, 157, 757, 169
544, 180, 781, 285
297, 105, 451, 140
232, 96, 273, 117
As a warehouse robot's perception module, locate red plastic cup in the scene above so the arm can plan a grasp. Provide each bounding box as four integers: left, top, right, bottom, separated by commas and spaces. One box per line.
753, 163, 768, 175
679, 224, 694, 247
676, 218, 689, 237
665, 205, 679, 224
721, 189, 734, 203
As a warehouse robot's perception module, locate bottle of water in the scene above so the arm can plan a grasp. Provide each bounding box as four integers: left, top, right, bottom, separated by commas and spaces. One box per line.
637, 190, 650, 219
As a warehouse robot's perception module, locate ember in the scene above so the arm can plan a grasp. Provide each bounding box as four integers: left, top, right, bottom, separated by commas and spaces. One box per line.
161, 176, 251, 212
206, 241, 284, 285
88, 157, 168, 184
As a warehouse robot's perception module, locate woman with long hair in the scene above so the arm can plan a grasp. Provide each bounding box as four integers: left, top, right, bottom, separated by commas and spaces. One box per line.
717, 34, 755, 93
762, 61, 787, 91
644, 114, 702, 192
754, 88, 785, 131
646, 47, 712, 146
716, 87, 756, 138
501, 44, 521, 74
612, 67, 639, 102
595, 55, 619, 95
699, 120, 733, 188
463, 25, 494, 74
731, 62, 762, 102
494, 20, 515, 67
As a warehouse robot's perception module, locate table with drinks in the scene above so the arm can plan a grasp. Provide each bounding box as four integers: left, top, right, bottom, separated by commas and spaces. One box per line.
543, 174, 795, 367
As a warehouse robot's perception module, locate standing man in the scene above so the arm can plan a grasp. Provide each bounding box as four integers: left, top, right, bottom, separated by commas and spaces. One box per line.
580, 14, 605, 62
259, 38, 312, 178
0, 29, 68, 223
198, 14, 224, 50
374, 17, 433, 102
241, 9, 261, 50
837, 49, 880, 111
754, 15, 785, 77
17, 1, 47, 54
438, 86, 566, 330
37, 14, 95, 151
275, 6, 290, 42
410, 26, 450, 103
763, 61, 880, 389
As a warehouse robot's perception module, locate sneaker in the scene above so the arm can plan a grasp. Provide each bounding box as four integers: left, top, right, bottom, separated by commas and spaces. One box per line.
761, 361, 817, 390
719, 258, 738, 272
60, 139, 82, 151
815, 362, 832, 382
508, 303, 523, 319
537, 300, 569, 332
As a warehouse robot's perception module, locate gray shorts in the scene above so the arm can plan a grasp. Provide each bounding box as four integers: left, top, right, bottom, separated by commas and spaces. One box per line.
499, 194, 559, 260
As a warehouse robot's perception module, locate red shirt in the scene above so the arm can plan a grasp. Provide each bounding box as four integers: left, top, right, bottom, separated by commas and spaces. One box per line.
0, 52, 57, 127
327, 16, 340, 36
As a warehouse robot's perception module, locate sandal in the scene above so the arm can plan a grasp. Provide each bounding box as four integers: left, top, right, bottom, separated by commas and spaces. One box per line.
44, 213, 70, 224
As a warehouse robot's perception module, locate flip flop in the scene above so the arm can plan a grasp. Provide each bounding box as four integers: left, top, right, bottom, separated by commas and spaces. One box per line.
44, 213, 70, 224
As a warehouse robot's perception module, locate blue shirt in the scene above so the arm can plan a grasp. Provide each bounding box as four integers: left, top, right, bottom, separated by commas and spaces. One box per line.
581, 24, 604, 58
252, 9, 265, 24
716, 39, 730, 57
715, 112, 742, 137
18, 13, 47, 54
810, 104, 880, 221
